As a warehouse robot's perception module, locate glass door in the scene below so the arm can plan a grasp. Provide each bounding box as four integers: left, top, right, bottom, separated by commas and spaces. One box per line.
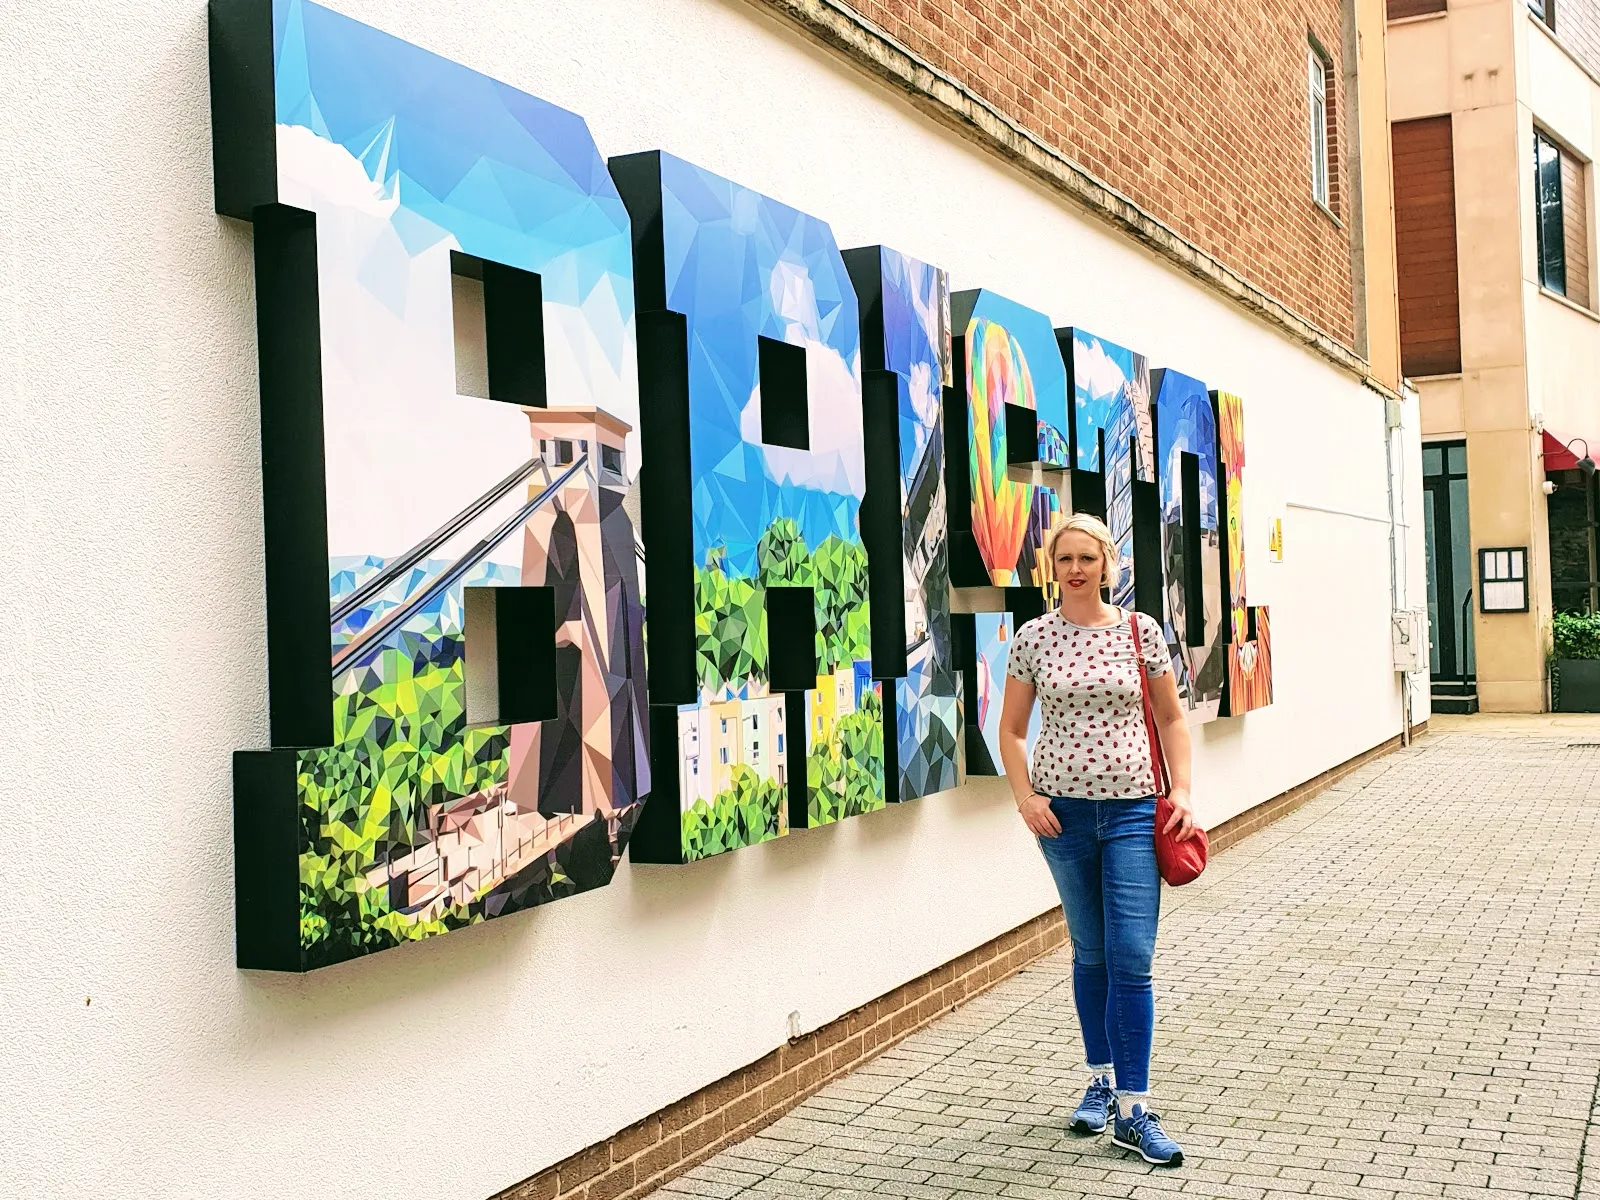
1423, 442, 1474, 690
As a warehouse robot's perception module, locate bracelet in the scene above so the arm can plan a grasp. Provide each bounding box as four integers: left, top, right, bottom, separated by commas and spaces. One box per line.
1015, 791, 1041, 808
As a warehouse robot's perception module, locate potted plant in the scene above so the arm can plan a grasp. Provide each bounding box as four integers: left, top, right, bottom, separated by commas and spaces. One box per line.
1551, 612, 1600, 712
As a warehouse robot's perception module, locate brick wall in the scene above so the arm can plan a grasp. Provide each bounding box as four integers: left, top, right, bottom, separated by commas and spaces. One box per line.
831, 0, 1359, 348
1545, 0, 1600, 84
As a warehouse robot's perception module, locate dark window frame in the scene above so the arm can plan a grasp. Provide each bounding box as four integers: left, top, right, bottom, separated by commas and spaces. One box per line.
1548, 468, 1600, 614
1535, 128, 1568, 295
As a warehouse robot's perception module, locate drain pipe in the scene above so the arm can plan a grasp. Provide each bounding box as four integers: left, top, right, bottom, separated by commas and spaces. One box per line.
1383, 385, 1414, 746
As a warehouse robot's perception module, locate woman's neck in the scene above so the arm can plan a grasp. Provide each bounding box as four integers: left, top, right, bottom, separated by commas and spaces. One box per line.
1057, 588, 1118, 627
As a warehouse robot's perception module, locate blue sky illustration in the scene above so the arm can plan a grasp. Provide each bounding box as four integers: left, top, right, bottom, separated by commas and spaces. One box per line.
1070, 328, 1139, 473
879, 247, 944, 481
273, 0, 635, 349
1153, 368, 1219, 531
976, 613, 1039, 768
657, 151, 865, 575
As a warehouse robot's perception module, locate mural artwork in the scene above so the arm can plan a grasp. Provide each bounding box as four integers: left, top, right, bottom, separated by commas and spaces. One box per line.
1214, 390, 1274, 715
612, 150, 882, 863
211, 1, 1275, 970
1063, 328, 1155, 610
1151, 368, 1224, 723
846, 246, 964, 803
216, 0, 646, 969
948, 290, 1065, 591
972, 612, 1042, 773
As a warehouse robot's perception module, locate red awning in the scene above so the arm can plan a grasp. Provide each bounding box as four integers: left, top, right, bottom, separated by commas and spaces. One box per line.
1544, 430, 1582, 471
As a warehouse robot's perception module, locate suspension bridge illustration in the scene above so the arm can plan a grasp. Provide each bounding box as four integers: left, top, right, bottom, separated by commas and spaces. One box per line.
330, 408, 647, 922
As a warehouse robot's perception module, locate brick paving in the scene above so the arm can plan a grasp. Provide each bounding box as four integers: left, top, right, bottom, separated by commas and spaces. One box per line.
653, 733, 1600, 1200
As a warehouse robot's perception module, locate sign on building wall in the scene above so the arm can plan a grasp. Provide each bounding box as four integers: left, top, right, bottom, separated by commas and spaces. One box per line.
211, 0, 1273, 971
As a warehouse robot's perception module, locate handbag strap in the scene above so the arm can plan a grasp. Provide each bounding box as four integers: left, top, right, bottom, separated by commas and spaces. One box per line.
1127, 611, 1171, 799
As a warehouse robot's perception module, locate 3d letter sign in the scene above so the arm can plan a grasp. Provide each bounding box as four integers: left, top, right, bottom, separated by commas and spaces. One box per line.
212, 0, 1273, 970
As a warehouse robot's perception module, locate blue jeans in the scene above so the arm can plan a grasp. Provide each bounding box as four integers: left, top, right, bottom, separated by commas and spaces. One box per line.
1036, 796, 1160, 1093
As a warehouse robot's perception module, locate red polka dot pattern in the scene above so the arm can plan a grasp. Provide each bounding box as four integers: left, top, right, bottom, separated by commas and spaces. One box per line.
1006, 609, 1174, 800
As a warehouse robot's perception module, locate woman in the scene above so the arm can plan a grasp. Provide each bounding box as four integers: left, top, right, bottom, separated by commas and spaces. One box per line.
998, 512, 1197, 1167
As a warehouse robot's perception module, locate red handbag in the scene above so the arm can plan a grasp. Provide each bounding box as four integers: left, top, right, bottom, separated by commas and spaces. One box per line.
1128, 613, 1208, 886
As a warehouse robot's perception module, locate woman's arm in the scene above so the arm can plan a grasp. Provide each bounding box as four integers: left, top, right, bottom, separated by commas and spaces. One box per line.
1000, 675, 1060, 837
1147, 669, 1198, 840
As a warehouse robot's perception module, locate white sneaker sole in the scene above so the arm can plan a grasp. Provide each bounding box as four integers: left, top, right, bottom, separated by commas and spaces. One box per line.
1112, 1132, 1183, 1166
1069, 1116, 1108, 1134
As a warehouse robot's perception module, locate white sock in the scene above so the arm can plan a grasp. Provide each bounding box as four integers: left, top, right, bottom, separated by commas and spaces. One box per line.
1115, 1091, 1150, 1118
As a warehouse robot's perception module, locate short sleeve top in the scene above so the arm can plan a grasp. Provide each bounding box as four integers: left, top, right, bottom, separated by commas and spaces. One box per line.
1006, 608, 1173, 800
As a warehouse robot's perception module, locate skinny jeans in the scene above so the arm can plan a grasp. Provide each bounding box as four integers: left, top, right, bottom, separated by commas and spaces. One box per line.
1035, 796, 1160, 1093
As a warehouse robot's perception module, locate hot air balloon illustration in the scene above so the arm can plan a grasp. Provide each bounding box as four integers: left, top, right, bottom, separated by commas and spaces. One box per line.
967, 319, 1036, 586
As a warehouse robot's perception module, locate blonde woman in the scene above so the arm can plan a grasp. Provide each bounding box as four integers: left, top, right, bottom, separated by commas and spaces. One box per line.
998, 513, 1197, 1166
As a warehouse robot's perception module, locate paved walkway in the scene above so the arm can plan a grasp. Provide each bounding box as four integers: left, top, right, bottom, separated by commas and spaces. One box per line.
657, 731, 1600, 1200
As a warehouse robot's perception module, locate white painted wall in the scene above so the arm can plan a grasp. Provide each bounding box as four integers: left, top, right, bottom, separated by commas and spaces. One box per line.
0, 1, 1420, 1198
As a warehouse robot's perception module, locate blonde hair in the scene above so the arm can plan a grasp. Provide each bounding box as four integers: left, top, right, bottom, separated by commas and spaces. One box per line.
1043, 513, 1123, 594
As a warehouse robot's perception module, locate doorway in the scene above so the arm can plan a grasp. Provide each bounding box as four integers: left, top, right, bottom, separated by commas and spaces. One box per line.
1423, 441, 1476, 710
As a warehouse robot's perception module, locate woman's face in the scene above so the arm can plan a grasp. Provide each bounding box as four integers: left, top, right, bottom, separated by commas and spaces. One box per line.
1053, 530, 1106, 595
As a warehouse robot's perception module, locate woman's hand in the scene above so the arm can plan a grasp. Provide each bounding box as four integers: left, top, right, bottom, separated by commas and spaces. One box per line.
1017, 792, 1061, 838
1162, 788, 1198, 841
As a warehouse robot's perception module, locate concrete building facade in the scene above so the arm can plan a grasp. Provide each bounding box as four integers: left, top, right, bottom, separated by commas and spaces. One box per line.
1390, 0, 1600, 711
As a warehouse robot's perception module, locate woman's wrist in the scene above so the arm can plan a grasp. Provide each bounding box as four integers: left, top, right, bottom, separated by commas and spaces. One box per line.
1014, 790, 1041, 808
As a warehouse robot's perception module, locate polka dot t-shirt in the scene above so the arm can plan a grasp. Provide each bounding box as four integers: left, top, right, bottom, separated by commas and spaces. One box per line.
1007, 609, 1173, 800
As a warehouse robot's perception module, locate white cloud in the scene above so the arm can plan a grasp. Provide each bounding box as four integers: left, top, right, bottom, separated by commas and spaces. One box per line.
1075, 337, 1129, 405
738, 341, 865, 497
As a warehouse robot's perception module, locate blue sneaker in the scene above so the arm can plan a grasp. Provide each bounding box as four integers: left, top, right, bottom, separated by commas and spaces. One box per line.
1112, 1103, 1184, 1165
1069, 1074, 1115, 1134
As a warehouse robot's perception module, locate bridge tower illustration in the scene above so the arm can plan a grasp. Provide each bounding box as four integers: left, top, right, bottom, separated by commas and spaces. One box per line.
506, 407, 649, 822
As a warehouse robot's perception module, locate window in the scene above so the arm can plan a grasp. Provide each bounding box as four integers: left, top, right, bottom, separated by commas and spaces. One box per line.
1392, 116, 1462, 376
1530, 0, 1552, 29
751, 741, 760, 755
719, 718, 728, 734
777, 733, 785, 754
1535, 128, 1591, 307
554, 438, 574, 465
751, 714, 759, 731
600, 444, 624, 475
1387, 0, 1446, 18
1308, 47, 1332, 208
1550, 469, 1600, 612
719, 747, 729, 765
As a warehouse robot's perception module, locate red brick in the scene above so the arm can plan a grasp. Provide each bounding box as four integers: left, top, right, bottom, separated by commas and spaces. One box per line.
796, 1056, 826, 1092
586, 1163, 635, 1200
723, 1089, 765, 1131
763, 1068, 801, 1108
659, 1094, 703, 1134
632, 1133, 681, 1185
680, 1111, 726, 1156
745, 1050, 782, 1087
557, 1145, 609, 1192
498, 1168, 559, 1200
702, 1073, 747, 1113
610, 1118, 660, 1163
771, 0, 1359, 343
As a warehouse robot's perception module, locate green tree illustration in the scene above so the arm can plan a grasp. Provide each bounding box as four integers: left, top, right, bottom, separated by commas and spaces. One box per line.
682, 765, 786, 860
